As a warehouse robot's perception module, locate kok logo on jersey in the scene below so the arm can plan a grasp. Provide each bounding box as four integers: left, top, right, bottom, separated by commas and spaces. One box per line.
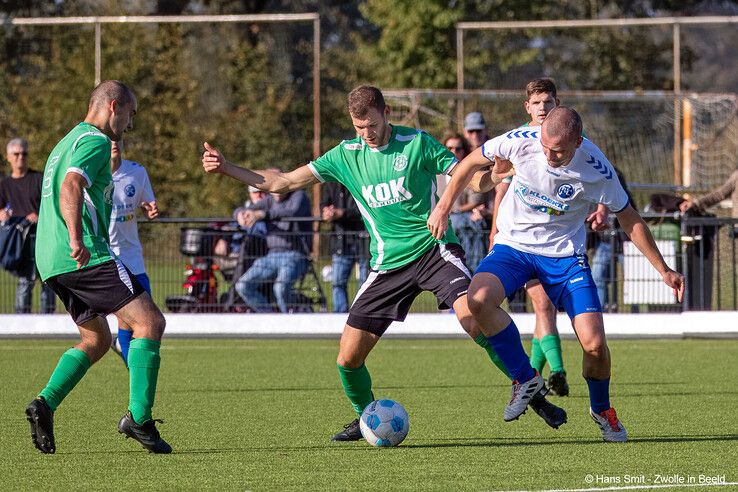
393, 154, 409, 172
124, 184, 136, 197
361, 177, 413, 208
556, 183, 574, 199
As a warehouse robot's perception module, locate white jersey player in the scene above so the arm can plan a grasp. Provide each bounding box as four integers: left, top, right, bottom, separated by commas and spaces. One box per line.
109, 139, 159, 365
429, 106, 684, 442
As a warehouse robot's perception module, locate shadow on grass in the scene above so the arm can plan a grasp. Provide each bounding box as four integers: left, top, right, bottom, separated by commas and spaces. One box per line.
402, 433, 738, 449
169, 380, 704, 395
86, 433, 738, 455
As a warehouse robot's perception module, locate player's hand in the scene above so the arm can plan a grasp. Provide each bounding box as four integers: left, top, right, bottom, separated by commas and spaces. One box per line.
322, 205, 336, 222
141, 201, 159, 220
202, 142, 227, 174
427, 207, 449, 240
662, 268, 685, 302
679, 199, 693, 213
241, 209, 265, 228
491, 157, 515, 184
587, 208, 609, 232
25, 212, 39, 223
69, 239, 90, 269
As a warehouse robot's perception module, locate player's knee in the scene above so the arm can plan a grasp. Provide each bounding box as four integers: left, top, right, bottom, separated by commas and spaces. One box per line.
582, 338, 608, 361
468, 278, 502, 318
151, 309, 166, 336
336, 353, 364, 369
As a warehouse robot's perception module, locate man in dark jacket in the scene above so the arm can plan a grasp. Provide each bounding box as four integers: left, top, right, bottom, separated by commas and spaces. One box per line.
321, 182, 369, 312
233, 178, 312, 313
0, 138, 55, 313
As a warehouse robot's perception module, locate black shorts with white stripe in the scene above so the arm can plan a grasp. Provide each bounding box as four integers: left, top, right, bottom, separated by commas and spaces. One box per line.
45, 259, 145, 325
347, 243, 471, 336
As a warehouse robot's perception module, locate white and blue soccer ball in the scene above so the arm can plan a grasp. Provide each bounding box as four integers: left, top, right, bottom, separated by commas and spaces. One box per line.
359, 399, 409, 447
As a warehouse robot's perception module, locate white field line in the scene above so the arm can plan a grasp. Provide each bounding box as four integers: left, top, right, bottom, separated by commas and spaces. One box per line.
504, 482, 738, 492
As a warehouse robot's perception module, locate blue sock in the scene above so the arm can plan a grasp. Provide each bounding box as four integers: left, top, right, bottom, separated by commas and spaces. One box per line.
586, 377, 611, 414
117, 328, 133, 363
486, 321, 536, 382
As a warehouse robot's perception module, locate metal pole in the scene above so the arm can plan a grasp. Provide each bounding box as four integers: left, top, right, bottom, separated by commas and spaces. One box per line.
680, 217, 690, 311
456, 27, 464, 131
312, 16, 322, 258
94, 22, 101, 86
715, 223, 721, 309
673, 23, 682, 187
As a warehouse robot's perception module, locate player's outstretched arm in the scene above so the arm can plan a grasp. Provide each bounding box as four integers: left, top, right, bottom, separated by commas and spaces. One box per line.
469, 158, 515, 194
616, 204, 685, 302
202, 142, 317, 194
427, 148, 510, 240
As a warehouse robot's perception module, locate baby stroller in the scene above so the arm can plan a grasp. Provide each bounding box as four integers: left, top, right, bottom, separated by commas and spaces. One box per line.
165, 226, 327, 313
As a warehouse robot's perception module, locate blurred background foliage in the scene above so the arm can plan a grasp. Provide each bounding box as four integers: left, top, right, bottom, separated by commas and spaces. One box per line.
1, 0, 736, 215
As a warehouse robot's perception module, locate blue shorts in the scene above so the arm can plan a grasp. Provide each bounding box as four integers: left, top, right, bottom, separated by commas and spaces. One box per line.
475, 244, 601, 318
135, 273, 152, 295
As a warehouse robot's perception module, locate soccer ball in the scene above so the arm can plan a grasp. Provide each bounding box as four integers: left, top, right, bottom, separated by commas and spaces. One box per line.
359, 399, 410, 447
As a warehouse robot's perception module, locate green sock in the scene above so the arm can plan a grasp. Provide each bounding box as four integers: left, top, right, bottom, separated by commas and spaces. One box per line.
128, 338, 161, 424
540, 334, 565, 373
473, 333, 511, 380
337, 363, 375, 418
529, 338, 546, 373
39, 348, 91, 411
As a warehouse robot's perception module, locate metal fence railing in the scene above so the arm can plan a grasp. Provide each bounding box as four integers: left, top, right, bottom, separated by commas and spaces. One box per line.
1, 216, 736, 315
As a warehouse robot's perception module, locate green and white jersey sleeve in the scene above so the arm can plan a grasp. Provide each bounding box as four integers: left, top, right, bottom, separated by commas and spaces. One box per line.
36, 122, 114, 280
308, 125, 459, 271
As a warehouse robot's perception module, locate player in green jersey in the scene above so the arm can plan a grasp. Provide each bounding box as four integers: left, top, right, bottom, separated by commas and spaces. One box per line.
26, 80, 171, 454
202, 86, 567, 440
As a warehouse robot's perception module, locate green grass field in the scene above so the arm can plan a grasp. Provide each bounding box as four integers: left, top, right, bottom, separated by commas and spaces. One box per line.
3, 338, 738, 491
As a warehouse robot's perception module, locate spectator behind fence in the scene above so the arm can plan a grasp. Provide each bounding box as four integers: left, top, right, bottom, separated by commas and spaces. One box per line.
321, 182, 369, 313
463, 111, 490, 150
590, 168, 636, 310
443, 133, 491, 270
234, 178, 312, 313
680, 167, 738, 225
213, 185, 267, 260
0, 137, 55, 313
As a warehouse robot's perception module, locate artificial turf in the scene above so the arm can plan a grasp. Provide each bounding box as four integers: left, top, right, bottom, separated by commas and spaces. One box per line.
2, 338, 737, 491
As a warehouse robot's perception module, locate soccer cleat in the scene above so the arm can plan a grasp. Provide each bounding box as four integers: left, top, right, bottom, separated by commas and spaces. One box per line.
504, 371, 544, 422
590, 407, 628, 442
529, 390, 568, 429
548, 371, 570, 397
26, 397, 56, 454
111, 336, 128, 368
331, 419, 362, 441
118, 411, 172, 453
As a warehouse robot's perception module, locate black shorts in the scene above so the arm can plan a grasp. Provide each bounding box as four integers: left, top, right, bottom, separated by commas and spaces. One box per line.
347, 243, 471, 336
45, 259, 145, 325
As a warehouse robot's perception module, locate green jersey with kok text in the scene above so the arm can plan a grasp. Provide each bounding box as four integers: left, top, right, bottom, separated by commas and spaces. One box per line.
36, 122, 114, 280
308, 125, 459, 270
